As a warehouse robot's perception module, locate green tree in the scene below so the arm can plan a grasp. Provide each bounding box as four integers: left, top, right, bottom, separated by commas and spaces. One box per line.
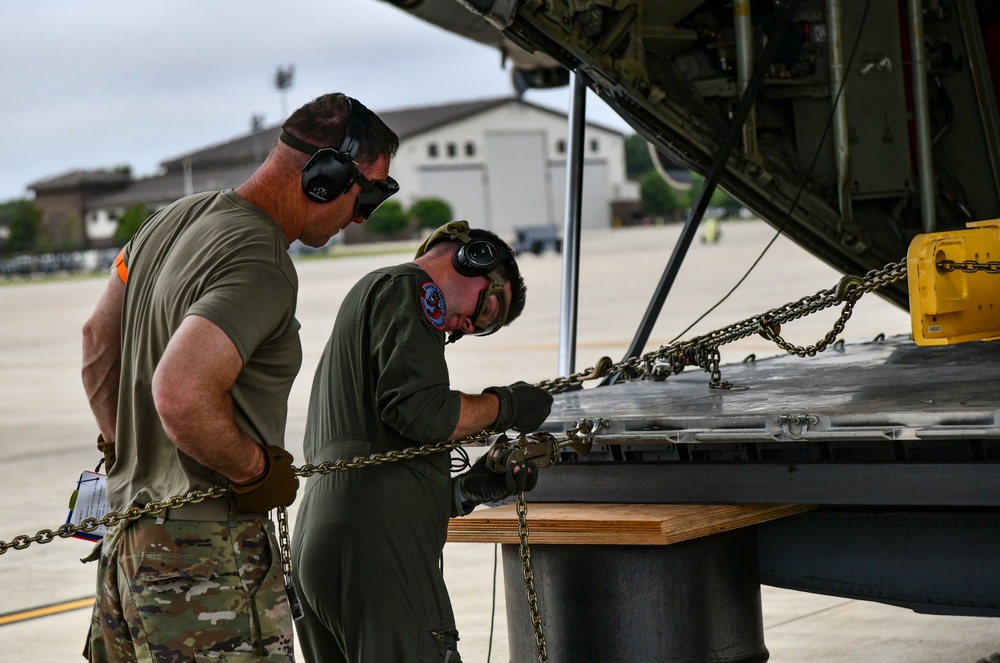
639, 171, 680, 216
688, 174, 742, 214
410, 198, 453, 231
2, 199, 42, 252
624, 133, 654, 179
364, 200, 409, 236
113, 203, 150, 246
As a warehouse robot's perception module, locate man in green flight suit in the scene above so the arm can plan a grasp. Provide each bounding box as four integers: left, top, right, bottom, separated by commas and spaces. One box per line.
291, 220, 553, 662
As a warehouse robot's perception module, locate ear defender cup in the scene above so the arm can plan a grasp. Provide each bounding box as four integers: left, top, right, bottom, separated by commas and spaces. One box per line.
279, 95, 370, 203
300, 150, 357, 203
416, 220, 512, 277
453, 239, 506, 277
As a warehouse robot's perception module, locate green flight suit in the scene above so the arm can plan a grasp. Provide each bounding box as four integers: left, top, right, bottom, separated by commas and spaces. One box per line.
292, 263, 464, 663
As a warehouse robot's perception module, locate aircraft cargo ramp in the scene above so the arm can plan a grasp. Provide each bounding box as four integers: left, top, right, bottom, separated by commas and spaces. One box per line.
459, 335, 1000, 660
535, 333, 1000, 508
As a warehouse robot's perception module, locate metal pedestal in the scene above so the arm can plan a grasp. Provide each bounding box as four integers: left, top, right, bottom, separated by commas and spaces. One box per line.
502, 527, 768, 663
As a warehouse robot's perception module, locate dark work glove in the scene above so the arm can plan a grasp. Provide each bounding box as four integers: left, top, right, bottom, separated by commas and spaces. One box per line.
483, 381, 553, 433
229, 445, 298, 513
451, 451, 538, 517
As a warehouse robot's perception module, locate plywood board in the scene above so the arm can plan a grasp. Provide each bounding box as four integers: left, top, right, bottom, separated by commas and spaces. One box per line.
448, 502, 814, 545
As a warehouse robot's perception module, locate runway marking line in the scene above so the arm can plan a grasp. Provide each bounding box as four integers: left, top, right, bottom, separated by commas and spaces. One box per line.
0, 596, 93, 627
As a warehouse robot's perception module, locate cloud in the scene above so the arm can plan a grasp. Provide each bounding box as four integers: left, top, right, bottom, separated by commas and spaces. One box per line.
0, 0, 629, 201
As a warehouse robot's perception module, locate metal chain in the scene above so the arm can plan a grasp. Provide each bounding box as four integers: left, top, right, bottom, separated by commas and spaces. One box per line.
538, 260, 907, 391
0, 485, 227, 554
517, 493, 549, 663
293, 438, 478, 478
0, 260, 909, 663
276, 505, 293, 583
4, 258, 906, 547
937, 259, 1000, 273
1, 432, 551, 658
0, 437, 492, 556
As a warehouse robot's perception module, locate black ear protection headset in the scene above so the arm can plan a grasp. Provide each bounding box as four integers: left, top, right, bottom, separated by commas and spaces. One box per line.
414, 220, 512, 277
278, 96, 368, 204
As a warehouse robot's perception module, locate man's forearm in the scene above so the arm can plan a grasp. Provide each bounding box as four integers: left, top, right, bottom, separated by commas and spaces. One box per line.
152, 314, 267, 484
450, 393, 500, 440
82, 273, 125, 442
82, 361, 119, 443
158, 392, 268, 484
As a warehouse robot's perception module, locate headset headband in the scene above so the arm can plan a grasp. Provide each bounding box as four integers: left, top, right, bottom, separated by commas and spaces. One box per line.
414, 220, 475, 258
278, 130, 321, 155
278, 96, 368, 159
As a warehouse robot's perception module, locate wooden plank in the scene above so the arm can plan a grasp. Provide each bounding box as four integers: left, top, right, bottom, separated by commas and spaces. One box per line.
447, 503, 814, 545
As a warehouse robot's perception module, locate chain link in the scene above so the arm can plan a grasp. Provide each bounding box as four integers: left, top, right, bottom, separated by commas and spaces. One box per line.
517, 493, 549, 663
276, 506, 292, 576
937, 259, 1000, 274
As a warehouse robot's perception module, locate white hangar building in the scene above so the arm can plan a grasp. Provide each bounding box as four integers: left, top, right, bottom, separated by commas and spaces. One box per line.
32, 96, 635, 249
383, 96, 634, 239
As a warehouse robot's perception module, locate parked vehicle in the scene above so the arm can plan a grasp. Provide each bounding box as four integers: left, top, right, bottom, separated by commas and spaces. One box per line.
511, 225, 562, 256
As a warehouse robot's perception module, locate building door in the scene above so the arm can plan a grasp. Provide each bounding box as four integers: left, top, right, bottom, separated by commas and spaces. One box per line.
485, 131, 550, 238
419, 166, 489, 229
549, 160, 610, 230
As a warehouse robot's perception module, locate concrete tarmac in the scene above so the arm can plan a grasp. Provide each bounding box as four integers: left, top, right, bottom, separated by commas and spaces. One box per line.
1, 221, 997, 661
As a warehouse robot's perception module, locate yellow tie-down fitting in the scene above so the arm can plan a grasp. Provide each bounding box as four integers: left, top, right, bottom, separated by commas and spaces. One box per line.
907, 219, 1000, 345
485, 418, 606, 473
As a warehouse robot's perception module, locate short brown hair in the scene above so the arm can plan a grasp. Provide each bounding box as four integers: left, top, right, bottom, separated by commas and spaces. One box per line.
282, 92, 398, 166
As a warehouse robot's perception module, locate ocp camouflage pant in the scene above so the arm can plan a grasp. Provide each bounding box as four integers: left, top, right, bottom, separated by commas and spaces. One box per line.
84, 515, 295, 662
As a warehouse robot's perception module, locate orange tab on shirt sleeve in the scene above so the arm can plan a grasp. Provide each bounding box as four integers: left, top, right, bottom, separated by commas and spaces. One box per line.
114, 248, 128, 284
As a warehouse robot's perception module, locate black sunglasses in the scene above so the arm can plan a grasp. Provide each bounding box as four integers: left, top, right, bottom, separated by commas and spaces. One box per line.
353, 172, 399, 220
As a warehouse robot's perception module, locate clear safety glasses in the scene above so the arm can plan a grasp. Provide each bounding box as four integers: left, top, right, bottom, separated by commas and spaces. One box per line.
470, 274, 511, 336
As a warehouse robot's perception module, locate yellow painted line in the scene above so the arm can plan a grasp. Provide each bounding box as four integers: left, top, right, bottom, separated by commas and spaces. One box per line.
0, 596, 94, 626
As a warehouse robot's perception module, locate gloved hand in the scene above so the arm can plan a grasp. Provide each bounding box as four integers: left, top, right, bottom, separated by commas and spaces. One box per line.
229, 445, 298, 513
451, 450, 538, 517
483, 382, 553, 433
96, 433, 116, 473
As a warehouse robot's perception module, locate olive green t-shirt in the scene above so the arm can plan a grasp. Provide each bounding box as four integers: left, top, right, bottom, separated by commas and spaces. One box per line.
303, 263, 462, 486
110, 190, 301, 511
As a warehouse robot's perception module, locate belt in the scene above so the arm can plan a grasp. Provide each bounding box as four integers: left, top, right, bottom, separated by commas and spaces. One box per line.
144, 495, 268, 522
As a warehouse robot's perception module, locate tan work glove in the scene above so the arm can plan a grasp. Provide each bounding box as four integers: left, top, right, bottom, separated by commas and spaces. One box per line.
229, 445, 299, 513
96, 434, 116, 473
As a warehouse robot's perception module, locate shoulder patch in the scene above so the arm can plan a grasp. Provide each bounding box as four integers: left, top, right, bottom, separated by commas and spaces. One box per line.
420, 282, 446, 330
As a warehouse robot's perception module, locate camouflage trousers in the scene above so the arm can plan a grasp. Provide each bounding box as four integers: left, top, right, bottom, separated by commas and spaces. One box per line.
84, 514, 295, 662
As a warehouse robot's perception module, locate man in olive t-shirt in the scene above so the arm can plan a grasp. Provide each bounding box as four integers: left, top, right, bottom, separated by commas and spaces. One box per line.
80, 92, 398, 662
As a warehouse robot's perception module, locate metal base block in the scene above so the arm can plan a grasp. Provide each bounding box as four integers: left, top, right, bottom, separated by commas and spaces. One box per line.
758, 509, 1000, 616
502, 528, 768, 663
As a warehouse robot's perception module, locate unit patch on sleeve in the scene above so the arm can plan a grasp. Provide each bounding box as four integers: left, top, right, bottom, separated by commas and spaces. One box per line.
420, 282, 446, 330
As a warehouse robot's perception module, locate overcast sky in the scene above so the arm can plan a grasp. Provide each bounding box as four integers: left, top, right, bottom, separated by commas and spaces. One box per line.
1, 0, 632, 202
